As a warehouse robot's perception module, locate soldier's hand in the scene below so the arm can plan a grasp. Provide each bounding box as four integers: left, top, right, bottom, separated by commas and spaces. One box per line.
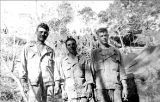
22, 83, 29, 93
122, 87, 128, 101
62, 91, 68, 101
122, 80, 128, 101
54, 87, 60, 95
86, 84, 93, 98
54, 82, 60, 95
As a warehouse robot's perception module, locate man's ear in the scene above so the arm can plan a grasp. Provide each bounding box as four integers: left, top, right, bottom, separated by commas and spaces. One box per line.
35, 31, 38, 35
75, 43, 77, 48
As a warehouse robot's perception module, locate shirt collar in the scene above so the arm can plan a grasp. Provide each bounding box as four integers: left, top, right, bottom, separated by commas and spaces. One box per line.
33, 42, 50, 56
99, 43, 112, 49
64, 53, 80, 61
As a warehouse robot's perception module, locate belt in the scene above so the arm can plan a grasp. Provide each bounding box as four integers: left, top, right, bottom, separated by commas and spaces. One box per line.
31, 84, 39, 87
65, 77, 85, 79
70, 96, 87, 100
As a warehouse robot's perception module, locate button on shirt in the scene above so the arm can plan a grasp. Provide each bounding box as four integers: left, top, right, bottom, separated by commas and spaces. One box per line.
91, 46, 127, 89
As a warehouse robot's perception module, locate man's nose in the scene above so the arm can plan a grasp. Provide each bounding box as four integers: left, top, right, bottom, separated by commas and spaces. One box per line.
71, 45, 74, 48
41, 32, 45, 35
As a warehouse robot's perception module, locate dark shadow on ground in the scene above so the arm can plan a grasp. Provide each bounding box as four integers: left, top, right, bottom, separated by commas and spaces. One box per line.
124, 73, 139, 102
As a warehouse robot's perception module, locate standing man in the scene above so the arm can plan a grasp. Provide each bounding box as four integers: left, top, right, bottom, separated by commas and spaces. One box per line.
20, 23, 55, 102
91, 28, 128, 102
56, 37, 93, 102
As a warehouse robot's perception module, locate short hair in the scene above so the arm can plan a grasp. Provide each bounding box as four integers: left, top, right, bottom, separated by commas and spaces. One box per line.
96, 28, 108, 36
65, 37, 77, 45
36, 23, 49, 32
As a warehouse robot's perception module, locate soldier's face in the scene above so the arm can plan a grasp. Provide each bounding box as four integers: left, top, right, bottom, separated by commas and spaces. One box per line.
66, 40, 77, 54
98, 32, 109, 45
36, 27, 49, 42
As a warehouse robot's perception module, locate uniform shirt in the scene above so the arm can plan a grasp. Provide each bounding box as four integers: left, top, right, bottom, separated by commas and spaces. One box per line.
57, 54, 93, 98
19, 41, 56, 86
91, 45, 127, 89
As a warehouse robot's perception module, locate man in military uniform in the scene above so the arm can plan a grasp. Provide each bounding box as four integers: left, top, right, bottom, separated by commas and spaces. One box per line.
19, 23, 57, 102
56, 37, 94, 102
91, 28, 128, 102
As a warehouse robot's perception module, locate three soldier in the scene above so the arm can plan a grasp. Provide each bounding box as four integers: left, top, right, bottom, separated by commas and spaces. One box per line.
20, 23, 128, 102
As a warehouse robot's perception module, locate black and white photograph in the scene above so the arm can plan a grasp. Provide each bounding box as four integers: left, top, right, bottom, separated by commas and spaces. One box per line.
1, 0, 160, 102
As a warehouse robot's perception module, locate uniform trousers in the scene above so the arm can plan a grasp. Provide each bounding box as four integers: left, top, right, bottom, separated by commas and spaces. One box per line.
68, 97, 88, 102
95, 88, 122, 102
28, 84, 54, 102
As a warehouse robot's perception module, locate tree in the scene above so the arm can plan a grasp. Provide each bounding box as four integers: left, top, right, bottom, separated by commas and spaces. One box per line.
48, 18, 61, 32
98, 10, 108, 23
56, 2, 73, 37
48, 2, 73, 43
57, 2, 74, 25
97, 0, 160, 48
78, 7, 97, 25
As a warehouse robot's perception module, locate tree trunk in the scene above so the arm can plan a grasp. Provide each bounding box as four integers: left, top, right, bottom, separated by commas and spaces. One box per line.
117, 31, 125, 51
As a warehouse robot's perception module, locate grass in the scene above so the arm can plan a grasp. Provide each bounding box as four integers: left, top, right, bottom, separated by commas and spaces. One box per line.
0, 75, 22, 102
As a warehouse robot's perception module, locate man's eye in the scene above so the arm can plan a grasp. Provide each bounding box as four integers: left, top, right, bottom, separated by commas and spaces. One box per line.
44, 32, 48, 34
44, 33, 48, 36
68, 44, 75, 46
39, 31, 48, 34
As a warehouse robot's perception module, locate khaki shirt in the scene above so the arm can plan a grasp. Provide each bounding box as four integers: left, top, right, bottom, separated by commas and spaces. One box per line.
91, 45, 127, 89
19, 41, 56, 86
57, 54, 93, 98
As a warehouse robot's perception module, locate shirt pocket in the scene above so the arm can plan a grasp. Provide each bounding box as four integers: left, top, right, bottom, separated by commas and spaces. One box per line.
109, 60, 120, 82
41, 56, 50, 70
73, 64, 84, 78
28, 51, 36, 59
95, 60, 105, 73
110, 59, 119, 72
63, 63, 72, 78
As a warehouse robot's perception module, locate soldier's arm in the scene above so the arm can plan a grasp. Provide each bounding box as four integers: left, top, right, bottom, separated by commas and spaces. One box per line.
54, 57, 64, 94
19, 45, 29, 94
85, 58, 94, 84
19, 46, 28, 83
45, 49, 55, 86
118, 50, 128, 100
84, 58, 94, 98
117, 49, 127, 83
53, 57, 59, 86
90, 49, 97, 80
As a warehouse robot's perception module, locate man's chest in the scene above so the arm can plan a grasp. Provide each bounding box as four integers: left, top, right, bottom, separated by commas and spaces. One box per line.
95, 49, 118, 62
62, 57, 85, 77
27, 46, 51, 64
93, 49, 120, 72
